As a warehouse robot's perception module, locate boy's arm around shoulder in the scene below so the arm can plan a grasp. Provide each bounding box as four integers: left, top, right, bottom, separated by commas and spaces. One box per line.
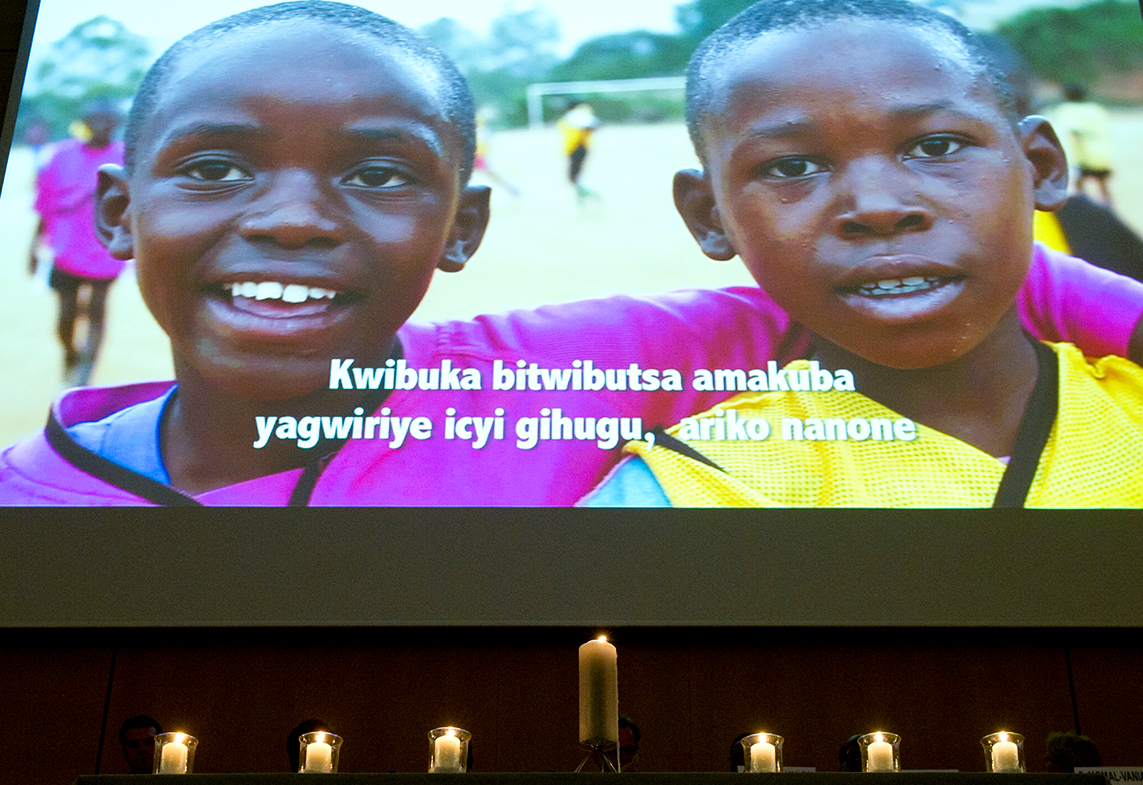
1021, 243, 1143, 364
442, 286, 809, 425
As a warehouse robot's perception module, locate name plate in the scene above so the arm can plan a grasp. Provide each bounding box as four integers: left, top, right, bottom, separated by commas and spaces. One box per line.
1076, 768, 1143, 782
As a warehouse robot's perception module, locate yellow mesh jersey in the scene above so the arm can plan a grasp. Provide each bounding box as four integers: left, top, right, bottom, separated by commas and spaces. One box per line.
559, 122, 593, 154
1033, 210, 1071, 255
625, 344, 1143, 508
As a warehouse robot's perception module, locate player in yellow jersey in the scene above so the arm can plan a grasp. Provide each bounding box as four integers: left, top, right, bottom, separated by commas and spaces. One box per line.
558, 101, 600, 202
583, 0, 1143, 508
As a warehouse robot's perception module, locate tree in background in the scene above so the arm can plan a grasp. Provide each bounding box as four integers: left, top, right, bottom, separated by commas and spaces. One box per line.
547, 32, 693, 82
996, 0, 1143, 92
675, 0, 754, 42
423, 7, 560, 126
16, 16, 149, 142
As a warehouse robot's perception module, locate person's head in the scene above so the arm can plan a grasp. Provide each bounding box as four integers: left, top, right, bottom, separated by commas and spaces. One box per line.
1046, 731, 1101, 772
729, 732, 751, 771
618, 715, 641, 770
674, 0, 1067, 372
839, 734, 863, 772
97, 1, 490, 403
119, 715, 162, 774
1063, 83, 1088, 103
82, 100, 122, 148
287, 719, 331, 772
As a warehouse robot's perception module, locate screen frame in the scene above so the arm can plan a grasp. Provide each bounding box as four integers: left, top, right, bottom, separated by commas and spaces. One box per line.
3, 507, 1142, 628
1, 0, 1142, 630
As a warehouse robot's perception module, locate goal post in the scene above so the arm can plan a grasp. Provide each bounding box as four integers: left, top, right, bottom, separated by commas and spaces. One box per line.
525, 76, 686, 128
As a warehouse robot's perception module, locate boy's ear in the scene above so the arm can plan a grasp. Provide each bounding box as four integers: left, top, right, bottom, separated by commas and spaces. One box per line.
96, 164, 135, 260
1019, 116, 1069, 213
673, 168, 736, 261
438, 185, 491, 273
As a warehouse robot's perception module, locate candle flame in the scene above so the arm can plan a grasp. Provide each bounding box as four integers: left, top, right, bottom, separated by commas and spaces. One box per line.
874, 733, 883, 743
316, 732, 325, 743
174, 733, 185, 743
446, 730, 456, 738
597, 635, 607, 642
998, 732, 1008, 742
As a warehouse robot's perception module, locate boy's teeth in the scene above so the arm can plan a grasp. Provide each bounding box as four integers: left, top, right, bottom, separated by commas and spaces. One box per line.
256, 282, 283, 300
225, 281, 340, 302
282, 284, 308, 303
857, 276, 942, 296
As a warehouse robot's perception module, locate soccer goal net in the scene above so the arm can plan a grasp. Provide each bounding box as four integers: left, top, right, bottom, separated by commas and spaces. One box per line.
525, 76, 686, 128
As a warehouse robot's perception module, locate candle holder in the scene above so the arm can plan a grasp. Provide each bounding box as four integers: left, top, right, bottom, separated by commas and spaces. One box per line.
153, 732, 198, 775
429, 727, 472, 773
740, 732, 784, 773
299, 731, 343, 774
858, 732, 900, 772
575, 740, 620, 773
981, 732, 1025, 773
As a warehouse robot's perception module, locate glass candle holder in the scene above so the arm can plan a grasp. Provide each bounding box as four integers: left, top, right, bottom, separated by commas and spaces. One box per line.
858, 732, 900, 772
299, 731, 343, 774
153, 732, 198, 775
740, 732, 784, 773
982, 732, 1025, 773
429, 727, 472, 773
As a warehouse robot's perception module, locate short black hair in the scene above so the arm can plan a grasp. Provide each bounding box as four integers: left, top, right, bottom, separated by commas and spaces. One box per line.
286, 719, 331, 772
125, 1, 475, 182
618, 715, 641, 746
1047, 731, 1102, 772
684, 0, 1018, 165
119, 715, 162, 748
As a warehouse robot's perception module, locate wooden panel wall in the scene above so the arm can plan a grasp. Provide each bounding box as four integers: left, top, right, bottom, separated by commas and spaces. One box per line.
2, 628, 1141, 785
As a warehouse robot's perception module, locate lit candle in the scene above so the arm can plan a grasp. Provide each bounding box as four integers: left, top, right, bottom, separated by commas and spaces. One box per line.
434, 732, 462, 772
159, 734, 188, 774
304, 734, 333, 774
867, 733, 894, 772
992, 733, 1019, 772
579, 637, 619, 744
750, 740, 777, 773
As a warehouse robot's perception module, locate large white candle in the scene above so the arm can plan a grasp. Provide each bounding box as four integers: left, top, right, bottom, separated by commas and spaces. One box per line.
159, 735, 188, 774
750, 741, 777, 773
304, 735, 333, 774
579, 637, 619, 744
867, 734, 894, 771
992, 734, 1019, 771
434, 733, 463, 772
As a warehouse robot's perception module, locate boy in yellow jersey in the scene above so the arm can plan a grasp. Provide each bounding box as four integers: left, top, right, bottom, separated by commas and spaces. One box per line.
584, 0, 1143, 508
558, 101, 600, 201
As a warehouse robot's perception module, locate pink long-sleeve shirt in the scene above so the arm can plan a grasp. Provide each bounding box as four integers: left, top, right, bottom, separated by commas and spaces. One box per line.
0, 245, 1139, 506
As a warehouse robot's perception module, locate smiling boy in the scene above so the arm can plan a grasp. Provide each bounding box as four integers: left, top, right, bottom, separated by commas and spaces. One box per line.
0, 1, 811, 505
586, 0, 1143, 507
3, 1, 1143, 506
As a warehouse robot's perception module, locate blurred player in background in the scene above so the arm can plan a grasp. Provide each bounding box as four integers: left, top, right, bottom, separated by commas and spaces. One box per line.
29, 100, 126, 387
473, 106, 520, 196
1052, 83, 1114, 206
558, 100, 600, 202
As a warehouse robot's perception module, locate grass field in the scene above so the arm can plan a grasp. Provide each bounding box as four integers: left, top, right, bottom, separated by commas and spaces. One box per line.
2, 115, 1142, 446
